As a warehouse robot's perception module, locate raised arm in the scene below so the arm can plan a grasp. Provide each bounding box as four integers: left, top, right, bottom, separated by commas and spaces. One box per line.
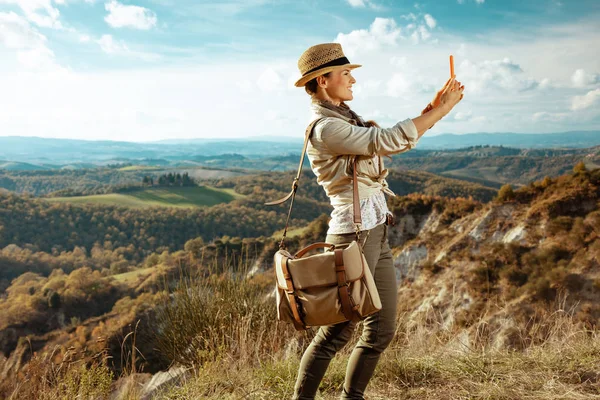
317, 77, 464, 156
316, 117, 419, 157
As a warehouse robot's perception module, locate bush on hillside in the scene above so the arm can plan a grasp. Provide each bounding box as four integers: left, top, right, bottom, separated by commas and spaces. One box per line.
496, 184, 515, 202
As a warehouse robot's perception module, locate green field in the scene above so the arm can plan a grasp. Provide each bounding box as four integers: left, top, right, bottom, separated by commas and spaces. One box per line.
45, 186, 244, 209
271, 226, 308, 239
111, 266, 156, 283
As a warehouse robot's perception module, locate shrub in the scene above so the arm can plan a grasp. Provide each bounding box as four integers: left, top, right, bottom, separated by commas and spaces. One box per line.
496, 184, 515, 202
547, 216, 573, 235
532, 278, 556, 302
501, 264, 529, 287
153, 269, 297, 367
563, 273, 586, 292
573, 161, 587, 174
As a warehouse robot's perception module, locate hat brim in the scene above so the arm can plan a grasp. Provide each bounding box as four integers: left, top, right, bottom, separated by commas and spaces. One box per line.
294, 64, 362, 87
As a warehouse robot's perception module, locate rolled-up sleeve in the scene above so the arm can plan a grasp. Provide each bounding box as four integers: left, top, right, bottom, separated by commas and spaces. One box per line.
315, 117, 419, 156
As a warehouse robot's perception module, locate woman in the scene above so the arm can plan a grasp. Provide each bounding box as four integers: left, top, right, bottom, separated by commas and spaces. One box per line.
291, 43, 464, 399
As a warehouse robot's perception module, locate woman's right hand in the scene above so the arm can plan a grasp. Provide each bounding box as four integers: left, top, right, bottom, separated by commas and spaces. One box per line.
439, 76, 464, 115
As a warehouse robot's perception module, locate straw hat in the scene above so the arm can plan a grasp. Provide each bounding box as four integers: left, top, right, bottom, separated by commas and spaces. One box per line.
294, 43, 361, 87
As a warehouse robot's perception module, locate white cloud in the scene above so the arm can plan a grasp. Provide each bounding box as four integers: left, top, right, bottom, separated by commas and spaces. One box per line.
335, 18, 401, 58
345, 0, 380, 9
79, 34, 91, 43
347, 0, 365, 6
458, 58, 541, 93
571, 88, 600, 111
256, 67, 284, 92
1, 15, 599, 141
532, 112, 570, 122
104, 0, 157, 30
0, 11, 45, 49
96, 33, 159, 61
97, 34, 128, 54
538, 78, 551, 89
424, 14, 436, 29
335, 15, 437, 57
453, 110, 472, 120
386, 73, 411, 97
390, 56, 407, 67
0, 11, 64, 71
0, 0, 63, 28
571, 69, 600, 88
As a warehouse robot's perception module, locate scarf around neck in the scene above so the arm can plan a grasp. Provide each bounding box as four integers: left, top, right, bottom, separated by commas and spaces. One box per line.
313, 99, 367, 127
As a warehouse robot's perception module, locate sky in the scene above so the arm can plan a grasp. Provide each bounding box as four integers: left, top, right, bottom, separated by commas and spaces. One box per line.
0, 0, 599, 142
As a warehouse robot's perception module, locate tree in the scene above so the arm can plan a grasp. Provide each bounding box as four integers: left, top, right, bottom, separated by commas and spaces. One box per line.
496, 184, 515, 202
184, 237, 205, 260
48, 291, 61, 309
573, 161, 587, 174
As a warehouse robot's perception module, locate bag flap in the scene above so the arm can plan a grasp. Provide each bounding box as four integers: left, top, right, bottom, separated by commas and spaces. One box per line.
285, 241, 366, 290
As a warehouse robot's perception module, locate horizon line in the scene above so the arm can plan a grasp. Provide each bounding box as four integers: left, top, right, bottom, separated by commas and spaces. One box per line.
0, 130, 598, 144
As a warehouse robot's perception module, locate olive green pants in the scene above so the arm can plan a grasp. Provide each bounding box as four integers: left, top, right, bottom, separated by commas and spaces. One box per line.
292, 223, 397, 400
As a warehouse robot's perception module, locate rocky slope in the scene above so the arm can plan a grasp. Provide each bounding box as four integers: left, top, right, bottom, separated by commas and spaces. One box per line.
387, 167, 599, 349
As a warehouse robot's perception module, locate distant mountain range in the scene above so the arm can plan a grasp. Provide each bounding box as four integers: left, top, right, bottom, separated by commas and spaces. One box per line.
0, 131, 598, 169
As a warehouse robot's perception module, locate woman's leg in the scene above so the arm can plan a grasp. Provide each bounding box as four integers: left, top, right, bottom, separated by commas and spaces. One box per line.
292, 225, 385, 400
292, 320, 356, 399
342, 224, 397, 399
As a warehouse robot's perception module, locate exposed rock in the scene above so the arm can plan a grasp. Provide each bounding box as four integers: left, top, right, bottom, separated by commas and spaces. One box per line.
141, 366, 190, 400
420, 211, 442, 235
388, 212, 431, 248
110, 372, 152, 400
394, 244, 428, 281
468, 207, 493, 241
503, 225, 527, 243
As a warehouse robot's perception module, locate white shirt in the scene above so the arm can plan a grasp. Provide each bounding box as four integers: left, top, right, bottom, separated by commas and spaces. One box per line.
327, 190, 392, 235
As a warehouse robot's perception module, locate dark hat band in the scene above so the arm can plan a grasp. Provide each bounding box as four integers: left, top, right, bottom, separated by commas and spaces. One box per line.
303, 56, 351, 76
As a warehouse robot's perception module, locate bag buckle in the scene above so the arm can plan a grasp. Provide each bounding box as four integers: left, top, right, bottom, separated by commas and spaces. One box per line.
385, 213, 396, 226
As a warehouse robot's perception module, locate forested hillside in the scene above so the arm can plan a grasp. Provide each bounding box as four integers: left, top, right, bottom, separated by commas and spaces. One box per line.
2, 145, 598, 195
0, 192, 327, 279
0, 167, 246, 196
0, 168, 496, 283
390, 145, 600, 187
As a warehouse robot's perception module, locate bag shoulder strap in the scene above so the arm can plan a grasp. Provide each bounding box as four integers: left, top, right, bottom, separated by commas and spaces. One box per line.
265, 117, 362, 249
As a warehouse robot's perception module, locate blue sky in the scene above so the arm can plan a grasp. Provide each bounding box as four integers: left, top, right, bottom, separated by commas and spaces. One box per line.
0, 0, 599, 141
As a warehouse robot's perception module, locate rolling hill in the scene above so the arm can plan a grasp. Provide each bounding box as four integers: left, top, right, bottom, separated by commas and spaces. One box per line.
1, 131, 599, 168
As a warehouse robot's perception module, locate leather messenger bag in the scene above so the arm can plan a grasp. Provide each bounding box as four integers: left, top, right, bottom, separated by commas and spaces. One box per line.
264, 118, 382, 331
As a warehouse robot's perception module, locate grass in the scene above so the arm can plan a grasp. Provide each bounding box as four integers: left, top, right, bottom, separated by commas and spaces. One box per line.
443, 167, 503, 184
271, 226, 308, 239
44, 186, 245, 209
152, 308, 600, 400
151, 270, 600, 400
111, 266, 156, 283
5, 265, 599, 399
